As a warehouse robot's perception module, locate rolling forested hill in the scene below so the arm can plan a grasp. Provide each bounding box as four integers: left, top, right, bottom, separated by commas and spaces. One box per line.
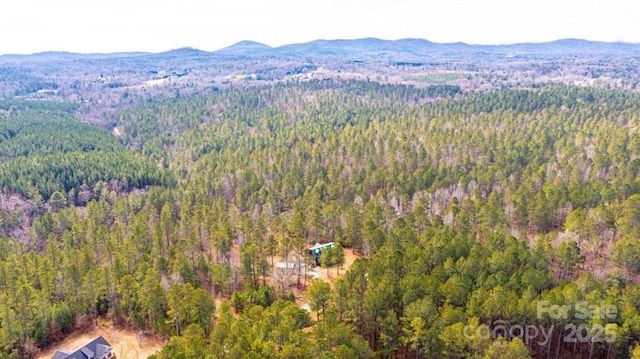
1, 80, 640, 358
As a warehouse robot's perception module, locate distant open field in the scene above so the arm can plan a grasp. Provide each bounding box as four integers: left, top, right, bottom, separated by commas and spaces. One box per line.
408, 72, 461, 83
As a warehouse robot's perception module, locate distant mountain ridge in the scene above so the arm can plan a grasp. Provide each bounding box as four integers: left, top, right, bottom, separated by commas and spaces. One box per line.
215, 37, 640, 57
2, 38, 640, 63
0, 51, 148, 63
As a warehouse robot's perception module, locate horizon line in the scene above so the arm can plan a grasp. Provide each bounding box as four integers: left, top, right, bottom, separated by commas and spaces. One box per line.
1, 36, 639, 57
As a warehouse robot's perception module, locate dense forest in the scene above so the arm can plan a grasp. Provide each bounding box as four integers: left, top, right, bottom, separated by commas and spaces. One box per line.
2, 80, 640, 358
0, 105, 172, 204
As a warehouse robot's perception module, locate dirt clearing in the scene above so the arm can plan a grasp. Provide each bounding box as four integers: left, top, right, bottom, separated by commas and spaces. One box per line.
311, 248, 361, 284
298, 248, 361, 314
37, 321, 163, 359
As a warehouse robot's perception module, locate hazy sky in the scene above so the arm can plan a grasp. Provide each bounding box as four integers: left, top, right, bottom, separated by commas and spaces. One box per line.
2, 0, 639, 54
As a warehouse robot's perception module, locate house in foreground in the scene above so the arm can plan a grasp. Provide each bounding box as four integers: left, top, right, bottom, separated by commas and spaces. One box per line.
52, 336, 115, 359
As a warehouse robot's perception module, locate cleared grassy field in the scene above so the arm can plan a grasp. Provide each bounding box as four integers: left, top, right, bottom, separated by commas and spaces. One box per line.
408, 72, 461, 83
